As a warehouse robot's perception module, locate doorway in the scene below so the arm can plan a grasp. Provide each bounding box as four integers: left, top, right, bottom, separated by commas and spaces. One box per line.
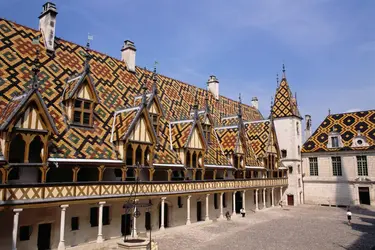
197, 201, 202, 221
37, 223, 51, 250
287, 195, 294, 206
359, 187, 370, 205
235, 191, 243, 213
158, 203, 169, 228
145, 212, 151, 230
121, 214, 131, 236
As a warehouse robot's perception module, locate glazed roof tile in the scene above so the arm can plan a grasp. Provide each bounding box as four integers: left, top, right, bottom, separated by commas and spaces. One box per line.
302, 110, 375, 153
272, 78, 301, 119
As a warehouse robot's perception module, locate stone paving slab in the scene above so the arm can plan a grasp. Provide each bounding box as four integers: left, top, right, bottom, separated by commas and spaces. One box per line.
154, 205, 375, 250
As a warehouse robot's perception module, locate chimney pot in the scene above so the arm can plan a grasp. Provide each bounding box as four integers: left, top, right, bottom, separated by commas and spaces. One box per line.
121, 40, 136, 73
251, 97, 259, 110
39, 2, 58, 53
207, 75, 219, 100
304, 114, 312, 142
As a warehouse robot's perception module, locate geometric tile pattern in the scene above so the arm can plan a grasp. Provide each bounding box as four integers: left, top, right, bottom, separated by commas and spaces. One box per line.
272, 77, 301, 118
302, 110, 375, 153
0, 18, 264, 167
245, 120, 277, 158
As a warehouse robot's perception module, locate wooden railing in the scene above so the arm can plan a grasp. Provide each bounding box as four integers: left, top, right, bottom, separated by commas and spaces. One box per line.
0, 178, 287, 206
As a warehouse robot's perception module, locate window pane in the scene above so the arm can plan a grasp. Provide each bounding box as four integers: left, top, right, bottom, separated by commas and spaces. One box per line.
74, 111, 81, 123
332, 157, 342, 176
74, 100, 82, 108
357, 155, 368, 176
83, 113, 91, 125
309, 157, 318, 176
84, 101, 91, 109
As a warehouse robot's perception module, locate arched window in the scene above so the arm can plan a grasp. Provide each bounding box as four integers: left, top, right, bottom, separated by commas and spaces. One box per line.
9, 134, 26, 163
135, 146, 142, 165
186, 151, 191, 168
198, 152, 203, 168
126, 145, 133, 166
29, 136, 44, 163
192, 151, 197, 168
144, 146, 150, 166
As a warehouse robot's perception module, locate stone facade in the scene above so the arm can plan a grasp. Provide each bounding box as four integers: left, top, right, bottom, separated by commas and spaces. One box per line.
302, 152, 375, 206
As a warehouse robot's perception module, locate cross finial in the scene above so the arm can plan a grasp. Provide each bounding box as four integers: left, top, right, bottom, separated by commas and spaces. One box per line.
84, 34, 93, 73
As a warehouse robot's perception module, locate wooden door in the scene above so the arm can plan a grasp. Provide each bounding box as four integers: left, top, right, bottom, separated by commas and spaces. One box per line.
287, 195, 294, 206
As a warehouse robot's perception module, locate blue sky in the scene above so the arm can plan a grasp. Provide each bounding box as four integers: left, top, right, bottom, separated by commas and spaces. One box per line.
1, 0, 374, 131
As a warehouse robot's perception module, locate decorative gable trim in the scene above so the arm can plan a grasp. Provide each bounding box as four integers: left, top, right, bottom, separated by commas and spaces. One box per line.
65, 73, 100, 103
0, 89, 58, 134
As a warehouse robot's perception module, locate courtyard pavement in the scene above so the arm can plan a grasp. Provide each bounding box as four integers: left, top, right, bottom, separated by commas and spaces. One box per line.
153, 205, 375, 250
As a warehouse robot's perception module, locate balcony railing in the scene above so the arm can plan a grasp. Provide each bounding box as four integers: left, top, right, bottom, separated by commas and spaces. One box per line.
0, 178, 287, 206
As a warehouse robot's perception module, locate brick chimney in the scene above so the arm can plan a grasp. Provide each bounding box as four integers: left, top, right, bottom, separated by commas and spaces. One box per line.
39, 2, 58, 53
121, 40, 136, 73
305, 114, 312, 142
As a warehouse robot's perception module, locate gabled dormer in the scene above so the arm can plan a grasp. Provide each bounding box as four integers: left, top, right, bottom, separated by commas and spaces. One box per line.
112, 86, 157, 166
351, 131, 369, 148
0, 64, 58, 166
327, 126, 343, 149
63, 48, 100, 127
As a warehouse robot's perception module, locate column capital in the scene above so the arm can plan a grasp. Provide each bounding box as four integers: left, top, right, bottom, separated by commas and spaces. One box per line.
13, 208, 23, 213
272, 187, 275, 191
242, 190, 246, 193
220, 192, 224, 195
255, 188, 259, 192
98, 201, 106, 205
206, 193, 210, 197
263, 188, 266, 191
187, 195, 192, 199
60, 204, 69, 209
161, 197, 167, 200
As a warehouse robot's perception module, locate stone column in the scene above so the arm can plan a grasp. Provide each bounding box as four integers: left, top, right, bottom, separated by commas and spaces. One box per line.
255, 189, 259, 211
232, 191, 236, 216
271, 188, 275, 207
132, 207, 137, 238
97, 201, 106, 243
219, 192, 224, 219
263, 188, 266, 209
12, 208, 23, 250
186, 195, 191, 225
58, 205, 69, 250
205, 194, 210, 221
242, 190, 246, 211
160, 197, 166, 230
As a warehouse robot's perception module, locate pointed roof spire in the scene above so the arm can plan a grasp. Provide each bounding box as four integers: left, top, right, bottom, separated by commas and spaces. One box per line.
270, 96, 274, 120
31, 36, 41, 89
282, 63, 286, 79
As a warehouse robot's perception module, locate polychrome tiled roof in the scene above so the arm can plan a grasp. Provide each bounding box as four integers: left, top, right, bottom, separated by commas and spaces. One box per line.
302, 110, 375, 153
245, 120, 278, 158
272, 77, 300, 118
0, 18, 265, 166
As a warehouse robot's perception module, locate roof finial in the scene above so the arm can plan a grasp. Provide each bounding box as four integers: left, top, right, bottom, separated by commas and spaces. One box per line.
142, 74, 148, 105
31, 36, 40, 89
276, 73, 279, 87
282, 63, 286, 79
84, 33, 93, 73
328, 108, 331, 115
205, 89, 210, 113
238, 93, 242, 118
270, 96, 274, 120
193, 88, 199, 119
152, 61, 158, 93
295, 92, 298, 105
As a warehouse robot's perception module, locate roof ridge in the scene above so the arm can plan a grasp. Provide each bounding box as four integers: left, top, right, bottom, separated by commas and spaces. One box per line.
328, 109, 375, 116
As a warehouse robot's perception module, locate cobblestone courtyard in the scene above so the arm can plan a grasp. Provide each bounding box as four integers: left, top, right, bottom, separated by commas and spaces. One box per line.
153, 205, 375, 250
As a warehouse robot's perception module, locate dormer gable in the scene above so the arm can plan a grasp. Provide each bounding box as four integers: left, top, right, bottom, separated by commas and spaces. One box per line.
351, 131, 369, 148
327, 126, 343, 149
0, 90, 58, 134
186, 122, 207, 150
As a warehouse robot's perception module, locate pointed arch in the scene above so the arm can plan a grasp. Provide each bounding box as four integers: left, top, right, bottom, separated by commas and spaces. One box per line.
29, 136, 44, 163
9, 134, 26, 163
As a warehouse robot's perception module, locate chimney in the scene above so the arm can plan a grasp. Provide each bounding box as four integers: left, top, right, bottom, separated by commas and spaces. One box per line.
304, 114, 312, 142
121, 40, 136, 73
207, 75, 219, 100
251, 97, 259, 110
39, 2, 58, 53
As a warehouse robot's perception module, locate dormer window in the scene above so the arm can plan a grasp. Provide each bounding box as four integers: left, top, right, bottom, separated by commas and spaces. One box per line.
331, 136, 339, 148
202, 124, 211, 143
73, 99, 93, 126
351, 131, 369, 148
